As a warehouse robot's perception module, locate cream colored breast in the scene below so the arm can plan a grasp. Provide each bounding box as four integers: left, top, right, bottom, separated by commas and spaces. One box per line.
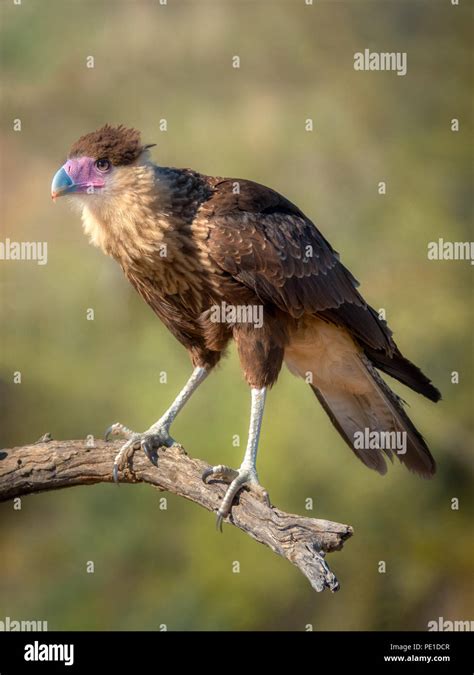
79, 166, 205, 299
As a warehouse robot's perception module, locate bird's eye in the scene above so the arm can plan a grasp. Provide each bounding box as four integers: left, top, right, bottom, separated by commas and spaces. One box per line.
95, 158, 111, 172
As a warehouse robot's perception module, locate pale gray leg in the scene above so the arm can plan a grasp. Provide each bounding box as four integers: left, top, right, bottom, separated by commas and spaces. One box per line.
202, 387, 270, 530
107, 366, 208, 480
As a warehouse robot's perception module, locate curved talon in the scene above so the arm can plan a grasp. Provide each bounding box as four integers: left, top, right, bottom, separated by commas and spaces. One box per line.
105, 424, 117, 442
216, 512, 225, 532
105, 422, 135, 442
202, 467, 214, 483
203, 464, 270, 529
110, 424, 172, 483
142, 438, 159, 466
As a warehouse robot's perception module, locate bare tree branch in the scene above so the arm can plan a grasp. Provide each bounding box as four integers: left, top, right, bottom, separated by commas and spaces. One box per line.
0, 437, 353, 592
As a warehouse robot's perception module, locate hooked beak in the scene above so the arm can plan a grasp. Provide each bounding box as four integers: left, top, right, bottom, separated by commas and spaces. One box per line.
51, 165, 76, 201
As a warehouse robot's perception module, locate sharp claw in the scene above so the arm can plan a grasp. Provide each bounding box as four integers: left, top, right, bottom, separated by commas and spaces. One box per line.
142, 439, 158, 466
202, 467, 214, 483
105, 422, 135, 442
142, 439, 152, 460
105, 424, 117, 442
205, 464, 271, 528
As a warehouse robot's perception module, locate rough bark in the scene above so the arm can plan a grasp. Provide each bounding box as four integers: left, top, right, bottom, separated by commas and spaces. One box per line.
0, 437, 353, 592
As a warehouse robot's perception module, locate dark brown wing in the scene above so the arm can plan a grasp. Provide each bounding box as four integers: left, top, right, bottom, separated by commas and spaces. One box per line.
202, 178, 395, 354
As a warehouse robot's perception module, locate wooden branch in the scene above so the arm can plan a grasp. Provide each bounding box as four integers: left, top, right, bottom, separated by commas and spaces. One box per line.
0, 437, 353, 592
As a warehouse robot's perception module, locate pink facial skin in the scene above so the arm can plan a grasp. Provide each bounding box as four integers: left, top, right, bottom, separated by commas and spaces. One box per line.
64, 156, 109, 193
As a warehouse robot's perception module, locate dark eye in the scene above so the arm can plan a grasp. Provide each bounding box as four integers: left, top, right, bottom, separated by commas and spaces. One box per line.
95, 158, 110, 172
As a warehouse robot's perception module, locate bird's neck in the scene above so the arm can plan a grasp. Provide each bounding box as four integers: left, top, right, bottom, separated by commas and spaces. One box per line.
79, 164, 175, 261
80, 164, 211, 255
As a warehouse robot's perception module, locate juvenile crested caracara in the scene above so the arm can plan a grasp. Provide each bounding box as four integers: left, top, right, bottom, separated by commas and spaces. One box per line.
52, 125, 441, 528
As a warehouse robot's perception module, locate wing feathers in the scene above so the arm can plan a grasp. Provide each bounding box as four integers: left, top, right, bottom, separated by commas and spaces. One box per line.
204, 178, 393, 353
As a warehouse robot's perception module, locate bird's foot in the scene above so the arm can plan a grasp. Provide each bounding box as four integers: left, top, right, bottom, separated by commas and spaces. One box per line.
202, 464, 271, 531
105, 422, 175, 482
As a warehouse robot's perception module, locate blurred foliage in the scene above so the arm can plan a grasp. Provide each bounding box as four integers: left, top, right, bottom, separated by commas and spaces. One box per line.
0, 0, 472, 631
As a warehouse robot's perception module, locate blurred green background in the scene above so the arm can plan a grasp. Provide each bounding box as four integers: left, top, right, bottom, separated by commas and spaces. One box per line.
0, 0, 472, 631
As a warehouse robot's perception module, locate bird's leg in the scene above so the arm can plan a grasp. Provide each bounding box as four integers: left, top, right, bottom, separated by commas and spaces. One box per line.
106, 366, 208, 481
202, 387, 270, 530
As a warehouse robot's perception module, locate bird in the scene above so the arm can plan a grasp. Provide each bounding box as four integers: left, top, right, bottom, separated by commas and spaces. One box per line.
51, 124, 441, 529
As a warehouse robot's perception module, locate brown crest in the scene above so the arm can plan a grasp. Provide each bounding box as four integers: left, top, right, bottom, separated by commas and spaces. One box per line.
68, 124, 155, 165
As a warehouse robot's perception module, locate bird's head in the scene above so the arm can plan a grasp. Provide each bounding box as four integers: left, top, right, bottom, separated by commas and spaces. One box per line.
51, 124, 155, 202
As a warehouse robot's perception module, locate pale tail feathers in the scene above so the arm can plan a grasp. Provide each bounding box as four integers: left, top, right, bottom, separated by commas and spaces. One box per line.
284, 319, 436, 477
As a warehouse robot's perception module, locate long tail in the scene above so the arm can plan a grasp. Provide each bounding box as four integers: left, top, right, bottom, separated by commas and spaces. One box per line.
285, 319, 438, 477
363, 345, 441, 403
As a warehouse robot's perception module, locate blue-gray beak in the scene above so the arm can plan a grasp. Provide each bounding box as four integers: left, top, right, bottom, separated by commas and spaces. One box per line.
51, 166, 75, 200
